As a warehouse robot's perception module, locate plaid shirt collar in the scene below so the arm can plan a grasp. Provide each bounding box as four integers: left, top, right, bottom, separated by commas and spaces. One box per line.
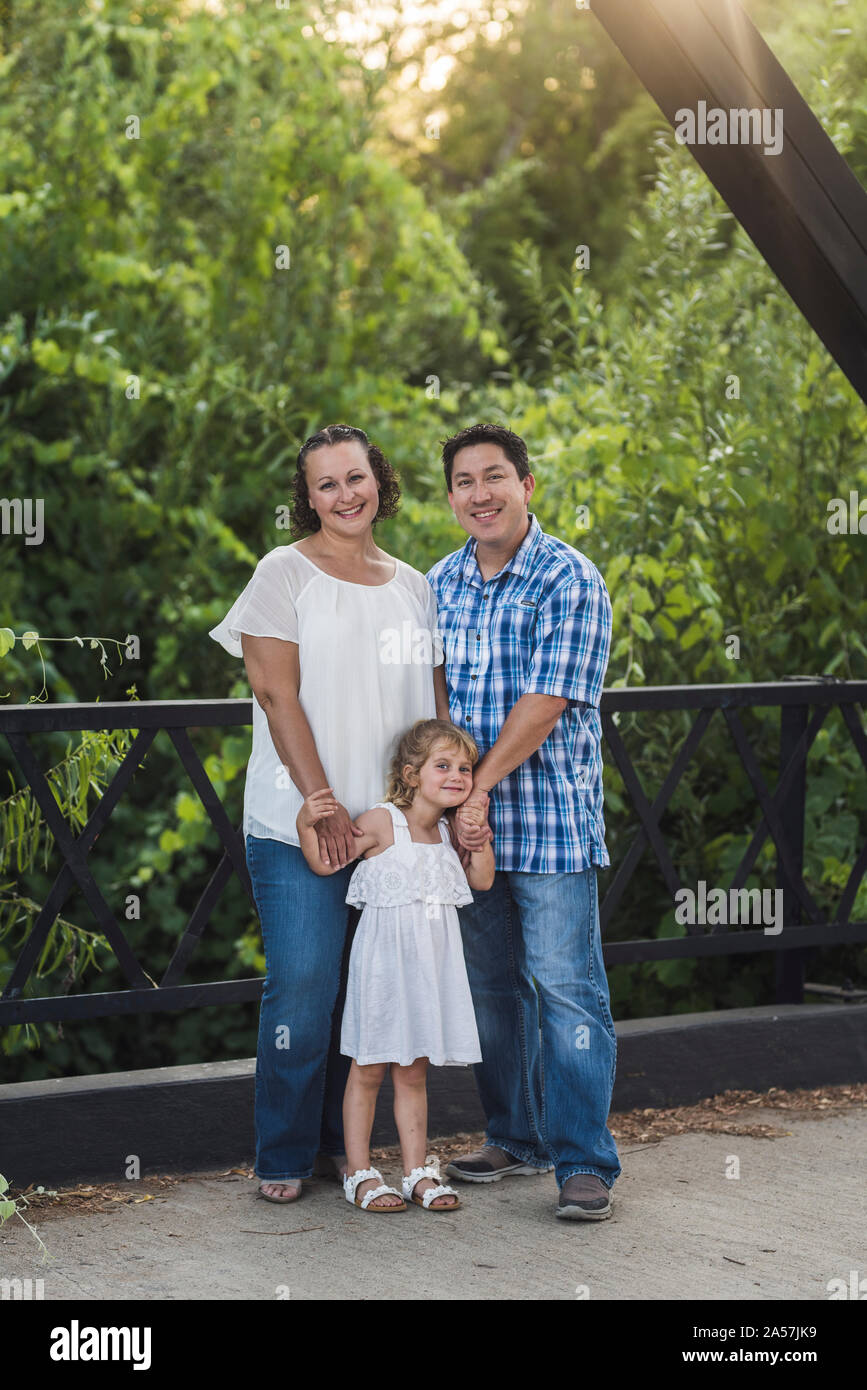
458, 511, 544, 589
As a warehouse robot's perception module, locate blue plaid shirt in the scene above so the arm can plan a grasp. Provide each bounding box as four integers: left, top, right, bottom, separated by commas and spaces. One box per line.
426, 513, 611, 874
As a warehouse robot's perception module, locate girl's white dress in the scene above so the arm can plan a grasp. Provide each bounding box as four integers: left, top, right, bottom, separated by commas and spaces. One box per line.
340, 802, 483, 1067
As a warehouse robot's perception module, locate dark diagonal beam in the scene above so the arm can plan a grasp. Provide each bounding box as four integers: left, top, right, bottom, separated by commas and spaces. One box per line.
590, 0, 867, 403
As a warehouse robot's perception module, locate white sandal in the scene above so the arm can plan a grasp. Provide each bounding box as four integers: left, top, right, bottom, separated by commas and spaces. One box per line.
343, 1166, 406, 1212
402, 1157, 461, 1211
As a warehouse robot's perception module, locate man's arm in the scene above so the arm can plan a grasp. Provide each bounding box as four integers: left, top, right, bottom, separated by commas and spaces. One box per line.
455, 694, 566, 836
473, 693, 567, 791
456, 574, 611, 837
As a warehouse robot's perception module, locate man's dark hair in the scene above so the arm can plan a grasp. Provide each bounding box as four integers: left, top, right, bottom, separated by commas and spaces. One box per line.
290, 423, 400, 538
440, 422, 531, 491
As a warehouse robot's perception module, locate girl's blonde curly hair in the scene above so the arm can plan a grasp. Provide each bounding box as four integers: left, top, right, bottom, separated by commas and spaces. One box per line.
385, 719, 479, 809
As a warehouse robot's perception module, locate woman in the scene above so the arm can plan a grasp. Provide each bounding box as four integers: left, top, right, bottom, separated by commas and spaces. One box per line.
209, 424, 452, 1207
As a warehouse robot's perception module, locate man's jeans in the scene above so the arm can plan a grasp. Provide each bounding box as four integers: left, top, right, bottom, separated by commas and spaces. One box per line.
457, 866, 621, 1189
245, 834, 357, 1181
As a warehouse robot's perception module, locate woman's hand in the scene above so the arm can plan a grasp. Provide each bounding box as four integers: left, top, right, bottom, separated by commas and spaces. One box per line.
312, 796, 364, 869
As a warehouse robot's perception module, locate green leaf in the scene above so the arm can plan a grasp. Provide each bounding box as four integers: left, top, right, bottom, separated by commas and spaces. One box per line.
681, 620, 706, 650
30, 338, 71, 374
650, 958, 696, 988
175, 793, 201, 822
0, 629, 15, 658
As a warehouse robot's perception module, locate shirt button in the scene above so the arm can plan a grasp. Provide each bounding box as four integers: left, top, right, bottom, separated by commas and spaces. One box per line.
470, 674, 477, 680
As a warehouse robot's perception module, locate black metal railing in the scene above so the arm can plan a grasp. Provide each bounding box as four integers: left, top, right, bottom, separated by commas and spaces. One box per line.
1, 680, 865, 1025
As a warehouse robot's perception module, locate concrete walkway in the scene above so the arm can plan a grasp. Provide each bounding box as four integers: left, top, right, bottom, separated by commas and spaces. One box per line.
2, 1107, 863, 1300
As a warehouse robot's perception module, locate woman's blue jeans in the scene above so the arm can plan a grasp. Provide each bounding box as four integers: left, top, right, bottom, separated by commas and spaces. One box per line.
245, 834, 358, 1181
457, 866, 621, 1189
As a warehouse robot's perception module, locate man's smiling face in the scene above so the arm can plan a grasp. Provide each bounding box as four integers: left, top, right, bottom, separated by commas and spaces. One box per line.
448, 442, 535, 549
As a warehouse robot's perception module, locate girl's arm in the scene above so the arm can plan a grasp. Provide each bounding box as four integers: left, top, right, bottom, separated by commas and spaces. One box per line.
296, 794, 384, 876
464, 831, 495, 892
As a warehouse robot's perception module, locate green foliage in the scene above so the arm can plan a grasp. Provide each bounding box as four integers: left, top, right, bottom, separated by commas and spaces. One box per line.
392, 0, 661, 366
0, 1172, 55, 1262
0, 629, 140, 1056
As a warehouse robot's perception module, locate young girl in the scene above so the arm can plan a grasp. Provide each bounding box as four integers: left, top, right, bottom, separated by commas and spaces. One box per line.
296, 718, 494, 1213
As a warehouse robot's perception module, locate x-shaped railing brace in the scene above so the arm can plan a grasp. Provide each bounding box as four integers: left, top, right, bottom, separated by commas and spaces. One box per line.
598, 700, 863, 934
159, 728, 255, 987
2, 725, 254, 1002
601, 706, 713, 932
3, 727, 159, 999
836, 704, 867, 925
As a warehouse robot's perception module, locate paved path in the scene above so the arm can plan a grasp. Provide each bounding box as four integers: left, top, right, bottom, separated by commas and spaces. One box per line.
2, 1108, 863, 1300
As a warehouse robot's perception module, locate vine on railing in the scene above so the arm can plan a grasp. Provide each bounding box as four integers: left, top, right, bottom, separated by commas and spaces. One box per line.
0, 626, 139, 1053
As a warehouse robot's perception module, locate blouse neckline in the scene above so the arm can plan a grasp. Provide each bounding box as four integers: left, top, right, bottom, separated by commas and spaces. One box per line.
292, 546, 399, 589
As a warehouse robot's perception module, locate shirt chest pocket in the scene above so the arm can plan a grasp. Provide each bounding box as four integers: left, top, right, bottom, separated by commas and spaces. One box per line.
487, 596, 542, 668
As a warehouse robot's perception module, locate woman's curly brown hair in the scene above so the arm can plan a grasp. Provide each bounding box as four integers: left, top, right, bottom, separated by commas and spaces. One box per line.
289, 423, 401, 538
385, 719, 480, 810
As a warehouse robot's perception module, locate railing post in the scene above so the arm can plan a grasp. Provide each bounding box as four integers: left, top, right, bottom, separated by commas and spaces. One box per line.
775, 703, 809, 1003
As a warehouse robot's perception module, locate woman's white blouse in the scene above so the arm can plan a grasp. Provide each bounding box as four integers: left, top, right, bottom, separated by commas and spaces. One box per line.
208, 546, 443, 848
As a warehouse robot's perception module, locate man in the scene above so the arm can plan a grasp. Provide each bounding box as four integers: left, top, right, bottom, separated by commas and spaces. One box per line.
427, 422, 620, 1220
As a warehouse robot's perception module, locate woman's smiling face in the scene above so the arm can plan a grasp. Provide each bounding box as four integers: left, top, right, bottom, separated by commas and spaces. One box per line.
303, 439, 380, 533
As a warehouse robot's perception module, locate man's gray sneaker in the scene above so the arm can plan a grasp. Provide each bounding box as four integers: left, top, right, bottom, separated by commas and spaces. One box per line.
445, 1144, 553, 1183
556, 1173, 612, 1220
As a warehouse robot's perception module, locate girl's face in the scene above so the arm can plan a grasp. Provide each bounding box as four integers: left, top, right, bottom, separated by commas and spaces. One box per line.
303, 440, 380, 535
409, 740, 474, 808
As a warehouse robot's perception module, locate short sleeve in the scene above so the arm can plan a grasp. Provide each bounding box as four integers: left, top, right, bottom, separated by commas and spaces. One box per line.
523, 577, 611, 707
208, 550, 299, 659
422, 576, 445, 668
